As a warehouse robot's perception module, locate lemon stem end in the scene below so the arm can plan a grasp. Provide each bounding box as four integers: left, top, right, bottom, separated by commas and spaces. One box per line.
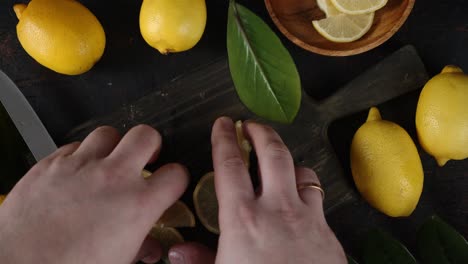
436, 158, 449, 167
441, 65, 463, 74
13, 4, 27, 20
366, 107, 382, 122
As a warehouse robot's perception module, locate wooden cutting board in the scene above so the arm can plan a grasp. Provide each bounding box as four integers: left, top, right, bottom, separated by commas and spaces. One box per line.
67, 45, 429, 213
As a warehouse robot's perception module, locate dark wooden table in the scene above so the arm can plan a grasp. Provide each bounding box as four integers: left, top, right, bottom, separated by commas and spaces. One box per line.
1, 0, 467, 260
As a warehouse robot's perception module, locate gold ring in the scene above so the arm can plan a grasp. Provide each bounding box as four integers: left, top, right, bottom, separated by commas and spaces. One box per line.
297, 182, 325, 200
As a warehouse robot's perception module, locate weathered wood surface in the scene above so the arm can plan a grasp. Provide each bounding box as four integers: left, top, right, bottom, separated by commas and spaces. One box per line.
1, 0, 467, 258
65, 47, 453, 255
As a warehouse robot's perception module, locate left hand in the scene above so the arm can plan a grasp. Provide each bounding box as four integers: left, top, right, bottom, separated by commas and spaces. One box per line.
0, 125, 189, 264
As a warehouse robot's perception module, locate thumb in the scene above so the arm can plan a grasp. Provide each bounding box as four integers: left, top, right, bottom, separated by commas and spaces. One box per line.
168, 242, 216, 264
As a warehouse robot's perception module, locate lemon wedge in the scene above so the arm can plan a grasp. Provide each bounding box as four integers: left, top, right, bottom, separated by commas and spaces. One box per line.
155, 200, 196, 228
312, 12, 374, 43
193, 172, 219, 234
331, 0, 387, 15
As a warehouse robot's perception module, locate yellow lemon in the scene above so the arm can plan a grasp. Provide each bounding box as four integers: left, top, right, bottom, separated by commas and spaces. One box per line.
139, 0, 206, 54
416, 66, 468, 166
351, 107, 423, 217
155, 200, 196, 228
13, 0, 105, 75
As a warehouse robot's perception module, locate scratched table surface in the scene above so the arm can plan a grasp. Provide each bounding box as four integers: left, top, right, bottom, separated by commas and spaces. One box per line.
0, 0, 467, 260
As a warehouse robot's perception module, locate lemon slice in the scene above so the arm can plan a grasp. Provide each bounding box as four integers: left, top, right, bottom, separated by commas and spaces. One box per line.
317, 0, 341, 17
155, 200, 196, 228
149, 227, 184, 258
312, 12, 374, 43
0, 195, 6, 205
331, 0, 387, 15
193, 172, 219, 234
141, 169, 153, 179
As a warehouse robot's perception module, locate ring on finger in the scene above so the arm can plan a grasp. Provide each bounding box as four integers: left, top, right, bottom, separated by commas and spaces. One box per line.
297, 182, 325, 200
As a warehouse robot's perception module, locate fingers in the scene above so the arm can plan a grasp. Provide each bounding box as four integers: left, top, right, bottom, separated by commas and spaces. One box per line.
169, 242, 216, 264
73, 126, 121, 159
46, 141, 81, 160
109, 125, 162, 171
133, 236, 162, 264
243, 122, 298, 202
211, 117, 254, 209
295, 167, 325, 218
143, 163, 189, 220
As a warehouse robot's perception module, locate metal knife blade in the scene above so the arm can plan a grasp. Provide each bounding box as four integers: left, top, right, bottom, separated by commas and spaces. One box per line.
0, 71, 57, 161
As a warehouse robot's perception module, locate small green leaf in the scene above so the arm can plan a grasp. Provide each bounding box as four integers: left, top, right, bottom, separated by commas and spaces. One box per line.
348, 255, 359, 264
363, 230, 416, 264
227, 0, 301, 123
417, 215, 468, 264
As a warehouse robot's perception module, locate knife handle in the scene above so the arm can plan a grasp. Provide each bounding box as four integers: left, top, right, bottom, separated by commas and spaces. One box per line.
318, 45, 429, 122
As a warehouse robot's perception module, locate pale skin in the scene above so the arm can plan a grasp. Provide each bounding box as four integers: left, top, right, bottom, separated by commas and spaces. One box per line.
0, 117, 346, 264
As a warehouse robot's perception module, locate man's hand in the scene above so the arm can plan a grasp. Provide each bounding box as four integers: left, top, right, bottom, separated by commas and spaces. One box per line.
211, 117, 346, 264
0, 125, 189, 264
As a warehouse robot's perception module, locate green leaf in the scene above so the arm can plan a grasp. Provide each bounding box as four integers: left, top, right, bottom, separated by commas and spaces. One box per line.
348, 255, 359, 264
226, 0, 301, 123
363, 230, 417, 264
417, 215, 468, 264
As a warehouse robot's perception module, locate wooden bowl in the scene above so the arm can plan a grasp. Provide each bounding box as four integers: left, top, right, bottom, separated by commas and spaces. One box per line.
265, 0, 415, 56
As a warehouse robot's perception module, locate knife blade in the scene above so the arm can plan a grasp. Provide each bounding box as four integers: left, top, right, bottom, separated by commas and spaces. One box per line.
0, 71, 57, 161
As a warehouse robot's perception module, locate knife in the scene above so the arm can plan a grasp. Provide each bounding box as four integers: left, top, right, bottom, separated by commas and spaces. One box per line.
0, 70, 57, 162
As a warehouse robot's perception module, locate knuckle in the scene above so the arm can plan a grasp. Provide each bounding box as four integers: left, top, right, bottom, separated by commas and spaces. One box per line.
221, 156, 246, 171
48, 155, 69, 171
94, 126, 120, 137
278, 208, 302, 224
29, 159, 51, 174
235, 203, 258, 227
275, 207, 309, 235
265, 141, 292, 160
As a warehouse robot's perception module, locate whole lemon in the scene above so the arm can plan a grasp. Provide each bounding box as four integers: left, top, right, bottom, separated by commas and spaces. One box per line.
139, 0, 206, 54
416, 66, 468, 166
14, 0, 105, 75
351, 107, 423, 217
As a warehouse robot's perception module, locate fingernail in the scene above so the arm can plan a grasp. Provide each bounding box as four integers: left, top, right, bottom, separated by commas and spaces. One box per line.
218, 116, 234, 130
141, 254, 159, 264
168, 250, 186, 264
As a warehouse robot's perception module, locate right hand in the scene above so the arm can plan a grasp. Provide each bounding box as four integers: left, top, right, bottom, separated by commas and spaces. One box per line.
169, 117, 346, 264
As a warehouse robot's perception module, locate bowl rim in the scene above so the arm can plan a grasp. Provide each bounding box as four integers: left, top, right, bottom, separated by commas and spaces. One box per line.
264, 0, 416, 56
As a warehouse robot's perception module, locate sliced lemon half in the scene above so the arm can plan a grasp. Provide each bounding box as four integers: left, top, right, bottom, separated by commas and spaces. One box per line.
312, 12, 374, 43
317, 0, 341, 17
193, 172, 219, 234
331, 0, 387, 15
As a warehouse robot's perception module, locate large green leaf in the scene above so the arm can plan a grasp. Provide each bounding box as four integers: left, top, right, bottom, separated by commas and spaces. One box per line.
226, 1, 301, 123
363, 230, 416, 264
417, 215, 468, 264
